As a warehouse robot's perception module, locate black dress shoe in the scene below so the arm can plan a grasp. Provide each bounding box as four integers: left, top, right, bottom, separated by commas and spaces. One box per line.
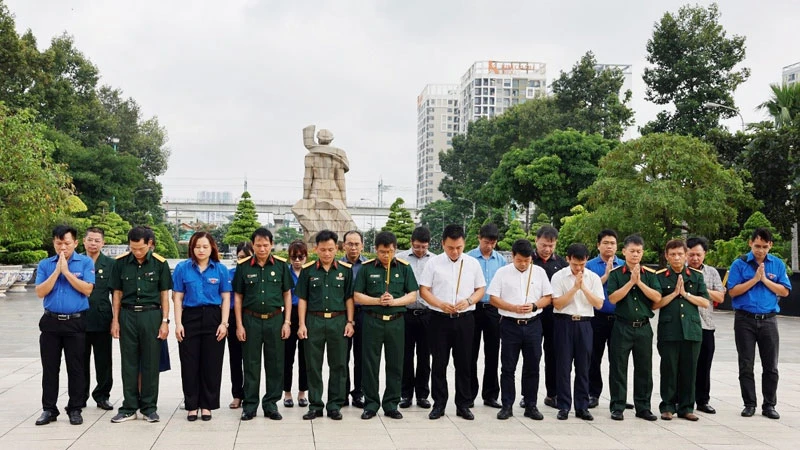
576, 409, 593, 421
384, 410, 403, 419
417, 398, 431, 409
283, 398, 294, 408
519, 398, 527, 408
35, 411, 57, 426
524, 407, 544, 420
264, 410, 282, 420
483, 399, 502, 409
97, 400, 114, 410
625, 403, 635, 409
741, 406, 756, 417
696, 404, 716, 414
467, 402, 475, 408
201, 411, 212, 421
361, 409, 377, 420
610, 410, 624, 421
343, 397, 350, 407
497, 407, 513, 420
587, 397, 599, 409
429, 407, 445, 420
187, 413, 198, 422
399, 398, 412, 409
327, 410, 342, 420
544, 396, 557, 409
456, 407, 474, 420
352, 396, 365, 408
241, 410, 257, 421
635, 410, 657, 421
303, 410, 323, 420
68, 410, 83, 425
557, 409, 569, 420
298, 398, 309, 407
762, 407, 780, 419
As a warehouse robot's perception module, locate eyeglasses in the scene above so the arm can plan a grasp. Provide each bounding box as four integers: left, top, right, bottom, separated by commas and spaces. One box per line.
290, 255, 306, 261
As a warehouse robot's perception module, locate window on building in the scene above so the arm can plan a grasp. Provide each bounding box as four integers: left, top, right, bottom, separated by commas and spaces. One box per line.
503, 79, 511, 88
525, 87, 536, 99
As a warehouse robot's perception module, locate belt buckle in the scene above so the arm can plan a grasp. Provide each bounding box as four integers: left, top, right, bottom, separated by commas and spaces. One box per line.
632, 320, 643, 328
324, 312, 332, 319
516, 319, 528, 325
448, 313, 459, 319
382, 315, 391, 321
260, 313, 269, 319
754, 313, 766, 320
571, 315, 581, 321
57, 314, 69, 321
133, 305, 144, 312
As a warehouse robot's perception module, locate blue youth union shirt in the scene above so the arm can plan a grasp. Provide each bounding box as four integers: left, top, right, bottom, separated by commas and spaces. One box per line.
726, 252, 791, 314
172, 259, 233, 308
586, 255, 624, 314
36, 252, 95, 314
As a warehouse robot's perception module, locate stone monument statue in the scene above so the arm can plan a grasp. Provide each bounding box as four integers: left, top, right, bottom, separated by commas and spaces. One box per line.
292, 124, 357, 245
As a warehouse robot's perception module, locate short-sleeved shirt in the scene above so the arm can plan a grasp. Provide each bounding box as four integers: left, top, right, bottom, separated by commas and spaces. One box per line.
419, 253, 485, 313
110, 251, 173, 306
233, 255, 293, 313
295, 260, 353, 312
697, 264, 724, 330
354, 258, 419, 314
586, 255, 624, 314
467, 247, 507, 303
35, 252, 95, 315
172, 259, 233, 308
290, 265, 301, 306
340, 255, 367, 280
396, 248, 434, 309
487, 263, 551, 319
606, 264, 661, 321
656, 266, 708, 342
84, 252, 114, 331
532, 251, 567, 281
228, 267, 237, 310
727, 252, 792, 314
551, 266, 604, 317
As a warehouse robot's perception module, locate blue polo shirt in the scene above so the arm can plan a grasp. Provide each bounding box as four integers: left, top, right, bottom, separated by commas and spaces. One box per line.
467, 247, 506, 303
586, 255, 624, 314
172, 259, 232, 308
727, 252, 791, 314
290, 263, 301, 305
228, 267, 237, 309
341, 255, 367, 280
35, 252, 95, 314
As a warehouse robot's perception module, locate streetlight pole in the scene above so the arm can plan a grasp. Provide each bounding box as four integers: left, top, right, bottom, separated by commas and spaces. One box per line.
702, 102, 745, 132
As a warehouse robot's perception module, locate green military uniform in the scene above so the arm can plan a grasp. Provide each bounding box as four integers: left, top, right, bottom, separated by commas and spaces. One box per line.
354, 257, 419, 414
295, 260, 353, 414
233, 254, 293, 415
607, 264, 661, 414
84, 252, 114, 405
656, 266, 708, 415
110, 250, 172, 416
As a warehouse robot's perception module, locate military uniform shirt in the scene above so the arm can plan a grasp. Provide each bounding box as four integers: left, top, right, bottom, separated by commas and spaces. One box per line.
295, 260, 353, 312
233, 255, 293, 312
110, 250, 173, 305
35, 252, 95, 314
354, 258, 419, 314
606, 265, 661, 321
656, 266, 708, 342
85, 252, 114, 331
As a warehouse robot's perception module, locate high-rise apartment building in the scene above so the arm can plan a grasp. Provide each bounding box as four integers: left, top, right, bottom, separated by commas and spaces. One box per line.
416, 84, 459, 208
196, 191, 234, 224
783, 62, 800, 86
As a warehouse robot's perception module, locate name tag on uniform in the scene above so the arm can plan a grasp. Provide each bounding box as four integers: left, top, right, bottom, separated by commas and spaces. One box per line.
310, 277, 320, 282
246, 274, 257, 279
144, 271, 155, 277
370, 274, 381, 279
208, 278, 219, 285
336, 273, 345, 281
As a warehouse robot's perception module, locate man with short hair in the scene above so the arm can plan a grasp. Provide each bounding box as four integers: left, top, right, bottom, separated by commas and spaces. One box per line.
551, 243, 604, 421
354, 231, 419, 420
489, 239, 551, 421
466, 223, 506, 408
727, 227, 791, 419
420, 225, 486, 420
233, 227, 293, 421
686, 236, 726, 415
82, 227, 115, 411
342, 230, 367, 408
109, 226, 172, 423
396, 226, 435, 409
34, 225, 95, 426
296, 230, 355, 420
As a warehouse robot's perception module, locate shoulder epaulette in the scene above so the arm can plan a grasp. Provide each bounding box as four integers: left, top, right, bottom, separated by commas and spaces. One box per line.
611, 265, 624, 271
689, 267, 703, 273
273, 255, 287, 262
115, 252, 130, 260
643, 266, 656, 273
237, 255, 253, 264
302, 260, 316, 269
363, 258, 376, 264
656, 268, 667, 274
396, 257, 410, 265
152, 252, 166, 263
338, 261, 352, 268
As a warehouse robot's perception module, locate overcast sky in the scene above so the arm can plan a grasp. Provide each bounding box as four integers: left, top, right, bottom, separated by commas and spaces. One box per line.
6, 0, 799, 208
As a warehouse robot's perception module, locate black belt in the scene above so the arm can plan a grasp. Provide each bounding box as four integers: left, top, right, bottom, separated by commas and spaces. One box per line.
554, 314, 593, 322
595, 312, 615, 321
477, 302, 496, 309
406, 309, 428, 316
121, 304, 161, 311
616, 317, 650, 328
736, 310, 777, 320
308, 311, 345, 319
432, 310, 473, 319
365, 311, 404, 321
243, 308, 282, 320
502, 315, 540, 325
44, 311, 82, 320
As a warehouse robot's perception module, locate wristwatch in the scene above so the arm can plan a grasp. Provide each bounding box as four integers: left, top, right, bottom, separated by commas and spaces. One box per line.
162, 318, 170, 324
347, 320, 356, 325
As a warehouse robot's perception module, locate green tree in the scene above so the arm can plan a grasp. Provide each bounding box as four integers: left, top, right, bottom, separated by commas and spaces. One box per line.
88, 206, 132, 245
497, 220, 527, 251
642, 3, 749, 136
579, 133, 755, 257
419, 200, 461, 252
275, 226, 302, 246
758, 82, 800, 128
153, 223, 178, 258
706, 211, 787, 270
382, 198, 415, 250
224, 191, 261, 245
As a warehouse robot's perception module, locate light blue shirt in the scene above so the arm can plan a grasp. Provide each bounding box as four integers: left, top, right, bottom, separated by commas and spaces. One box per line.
467, 247, 506, 303
36, 252, 95, 314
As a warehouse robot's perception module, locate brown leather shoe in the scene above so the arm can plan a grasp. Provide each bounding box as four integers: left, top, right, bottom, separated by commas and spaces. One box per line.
661, 411, 673, 420
679, 413, 699, 421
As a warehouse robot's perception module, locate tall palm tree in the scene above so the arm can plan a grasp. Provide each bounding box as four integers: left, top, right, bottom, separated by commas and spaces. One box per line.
758, 82, 800, 128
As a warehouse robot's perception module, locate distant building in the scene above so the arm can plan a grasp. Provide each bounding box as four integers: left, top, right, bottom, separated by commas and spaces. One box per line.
195, 191, 233, 224
416, 84, 459, 208
783, 62, 800, 86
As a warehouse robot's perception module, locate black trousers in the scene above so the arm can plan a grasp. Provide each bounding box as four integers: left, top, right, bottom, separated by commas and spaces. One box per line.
540, 306, 557, 398
429, 312, 474, 409
554, 318, 592, 411
283, 307, 308, 392
589, 312, 615, 398
40, 314, 86, 415
499, 317, 542, 408
695, 329, 715, 406
470, 303, 500, 403
345, 306, 364, 398
734, 312, 779, 409
227, 312, 244, 399
84, 329, 113, 404
401, 309, 431, 400
178, 306, 225, 411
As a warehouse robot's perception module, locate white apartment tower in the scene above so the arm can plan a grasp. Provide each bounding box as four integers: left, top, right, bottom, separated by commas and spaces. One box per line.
416, 84, 459, 208
783, 62, 800, 86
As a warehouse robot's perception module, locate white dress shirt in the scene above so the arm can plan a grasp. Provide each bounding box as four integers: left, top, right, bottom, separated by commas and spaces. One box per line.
418, 253, 485, 313
487, 263, 552, 319
396, 248, 434, 308
551, 266, 604, 317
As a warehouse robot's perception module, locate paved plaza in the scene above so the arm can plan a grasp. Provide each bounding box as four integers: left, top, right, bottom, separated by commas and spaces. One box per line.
2, 290, 800, 449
